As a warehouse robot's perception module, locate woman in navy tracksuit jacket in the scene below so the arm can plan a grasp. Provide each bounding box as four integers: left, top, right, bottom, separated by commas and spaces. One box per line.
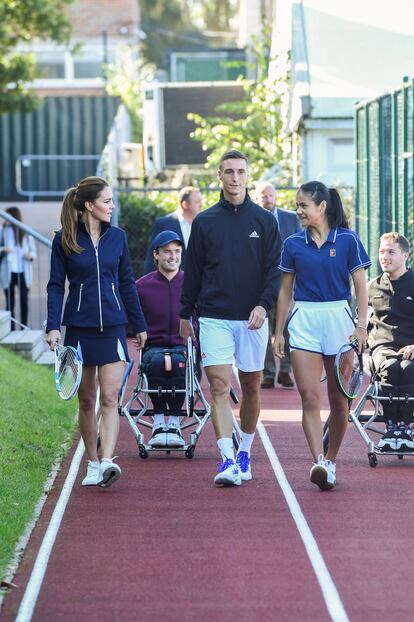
46, 176, 147, 489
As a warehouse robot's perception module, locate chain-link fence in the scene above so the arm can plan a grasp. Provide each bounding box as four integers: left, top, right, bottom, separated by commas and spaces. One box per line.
356, 76, 414, 276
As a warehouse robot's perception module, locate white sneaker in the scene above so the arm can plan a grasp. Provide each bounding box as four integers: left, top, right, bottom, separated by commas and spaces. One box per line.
98, 458, 122, 488
166, 426, 185, 447
214, 458, 242, 487
148, 426, 168, 447
310, 454, 336, 491
82, 460, 103, 486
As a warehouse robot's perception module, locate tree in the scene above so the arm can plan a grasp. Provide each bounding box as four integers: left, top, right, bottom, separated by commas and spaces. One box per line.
140, 0, 203, 68
105, 47, 154, 143
188, 32, 290, 182
0, 0, 74, 113
199, 0, 237, 33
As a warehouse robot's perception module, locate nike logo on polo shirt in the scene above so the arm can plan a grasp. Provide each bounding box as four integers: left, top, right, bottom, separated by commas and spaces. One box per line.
249, 230, 260, 238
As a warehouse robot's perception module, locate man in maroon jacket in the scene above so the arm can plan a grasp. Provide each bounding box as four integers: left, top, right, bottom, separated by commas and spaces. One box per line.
136, 230, 187, 448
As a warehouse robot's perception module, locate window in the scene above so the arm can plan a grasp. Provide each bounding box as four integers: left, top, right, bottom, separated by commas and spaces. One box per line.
328, 138, 354, 172
37, 62, 65, 79
74, 61, 103, 79
35, 51, 65, 79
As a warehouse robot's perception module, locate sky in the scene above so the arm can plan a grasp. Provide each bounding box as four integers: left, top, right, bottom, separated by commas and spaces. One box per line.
303, 0, 414, 36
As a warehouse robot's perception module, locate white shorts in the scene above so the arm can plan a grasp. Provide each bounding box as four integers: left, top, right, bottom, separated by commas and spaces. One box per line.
199, 317, 268, 372
287, 300, 355, 356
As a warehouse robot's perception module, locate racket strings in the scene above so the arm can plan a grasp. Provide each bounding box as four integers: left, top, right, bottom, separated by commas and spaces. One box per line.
57, 349, 81, 398
338, 349, 362, 397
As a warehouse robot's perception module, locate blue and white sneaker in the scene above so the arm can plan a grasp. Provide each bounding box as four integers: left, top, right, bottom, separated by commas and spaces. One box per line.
214, 458, 242, 487
236, 451, 252, 481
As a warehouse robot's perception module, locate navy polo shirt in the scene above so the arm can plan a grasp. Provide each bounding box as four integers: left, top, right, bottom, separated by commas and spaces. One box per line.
279, 227, 371, 302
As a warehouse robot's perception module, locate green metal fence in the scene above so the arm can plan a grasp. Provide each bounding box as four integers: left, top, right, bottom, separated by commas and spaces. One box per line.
0, 96, 120, 202
355, 76, 414, 273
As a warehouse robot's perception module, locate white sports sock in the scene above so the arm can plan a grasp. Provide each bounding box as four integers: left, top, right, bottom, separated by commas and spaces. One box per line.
167, 415, 180, 429
153, 413, 165, 428
239, 431, 255, 456
217, 437, 234, 462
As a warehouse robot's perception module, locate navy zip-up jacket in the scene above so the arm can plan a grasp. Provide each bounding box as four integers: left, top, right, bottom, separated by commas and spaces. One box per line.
180, 191, 282, 320
46, 221, 147, 333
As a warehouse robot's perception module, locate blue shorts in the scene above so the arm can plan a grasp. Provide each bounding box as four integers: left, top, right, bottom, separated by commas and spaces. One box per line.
287, 300, 355, 356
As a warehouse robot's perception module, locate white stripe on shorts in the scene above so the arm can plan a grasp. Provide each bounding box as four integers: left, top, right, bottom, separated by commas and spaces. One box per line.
288, 300, 355, 356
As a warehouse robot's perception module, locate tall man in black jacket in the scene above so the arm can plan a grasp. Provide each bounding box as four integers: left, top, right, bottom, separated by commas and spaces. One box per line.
180, 150, 282, 486
368, 232, 414, 452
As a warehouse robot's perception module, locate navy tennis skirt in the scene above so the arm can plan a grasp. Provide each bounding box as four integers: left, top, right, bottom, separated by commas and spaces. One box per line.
64, 325, 130, 366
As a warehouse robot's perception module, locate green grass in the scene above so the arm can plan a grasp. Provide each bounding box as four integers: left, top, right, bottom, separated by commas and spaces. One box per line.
0, 348, 77, 580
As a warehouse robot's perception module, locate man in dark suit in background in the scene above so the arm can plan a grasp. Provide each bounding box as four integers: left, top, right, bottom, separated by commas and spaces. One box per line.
143, 186, 203, 274
256, 181, 301, 388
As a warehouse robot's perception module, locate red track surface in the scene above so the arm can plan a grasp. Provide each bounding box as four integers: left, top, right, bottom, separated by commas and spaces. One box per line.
2, 366, 414, 621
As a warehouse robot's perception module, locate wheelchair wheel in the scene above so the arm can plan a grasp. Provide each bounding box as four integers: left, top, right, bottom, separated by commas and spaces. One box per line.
185, 446, 195, 459
186, 338, 195, 417
139, 446, 149, 459
368, 453, 377, 468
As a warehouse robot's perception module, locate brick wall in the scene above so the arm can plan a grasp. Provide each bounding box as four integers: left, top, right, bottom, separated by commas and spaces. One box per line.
67, 0, 140, 40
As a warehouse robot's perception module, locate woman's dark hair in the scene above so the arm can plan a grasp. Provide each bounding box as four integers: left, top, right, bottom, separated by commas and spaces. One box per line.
298, 181, 349, 229
5, 206, 25, 245
60, 176, 109, 255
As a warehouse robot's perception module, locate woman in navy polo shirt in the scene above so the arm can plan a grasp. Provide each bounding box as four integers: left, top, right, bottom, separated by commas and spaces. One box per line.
274, 181, 371, 491
46, 176, 147, 488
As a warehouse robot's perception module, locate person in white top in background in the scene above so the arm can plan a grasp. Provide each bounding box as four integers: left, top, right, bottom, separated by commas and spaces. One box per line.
0, 206, 36, 329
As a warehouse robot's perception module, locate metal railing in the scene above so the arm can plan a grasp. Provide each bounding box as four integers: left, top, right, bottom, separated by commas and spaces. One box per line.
15, 154, 101, 202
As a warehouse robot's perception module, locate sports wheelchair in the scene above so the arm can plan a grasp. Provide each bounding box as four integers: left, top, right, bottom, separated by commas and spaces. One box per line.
323, 351, 414, 468
118, 338, 210, 459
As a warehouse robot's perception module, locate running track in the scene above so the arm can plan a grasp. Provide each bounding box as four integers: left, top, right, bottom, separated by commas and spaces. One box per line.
2, 365, 414, 621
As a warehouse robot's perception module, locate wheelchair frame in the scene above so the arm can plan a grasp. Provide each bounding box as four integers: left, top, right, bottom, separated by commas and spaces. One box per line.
322, 351, 414, 467
349, 376, 414, 467
118, 338, 211, 459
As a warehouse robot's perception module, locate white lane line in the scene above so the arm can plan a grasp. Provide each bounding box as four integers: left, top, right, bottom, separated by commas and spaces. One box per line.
231, 364, 348, 622
257, 421, 349, 622
15, 437, 85, 622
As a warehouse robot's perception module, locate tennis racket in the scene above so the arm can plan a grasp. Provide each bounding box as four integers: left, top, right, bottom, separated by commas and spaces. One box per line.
54, 344, 83, 400
334, 341, 364, 400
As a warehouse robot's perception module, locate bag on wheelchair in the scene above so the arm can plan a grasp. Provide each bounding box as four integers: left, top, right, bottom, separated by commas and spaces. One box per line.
141, 346, 186, 391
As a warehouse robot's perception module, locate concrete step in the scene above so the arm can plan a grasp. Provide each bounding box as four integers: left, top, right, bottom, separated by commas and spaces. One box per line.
0, 310, 11, 340
36, 350, 55, 366
0, 329, 44, 361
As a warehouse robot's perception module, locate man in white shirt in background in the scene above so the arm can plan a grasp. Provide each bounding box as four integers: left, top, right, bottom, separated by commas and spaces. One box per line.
256, 181, 301, 388
143, 186, 203, 274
